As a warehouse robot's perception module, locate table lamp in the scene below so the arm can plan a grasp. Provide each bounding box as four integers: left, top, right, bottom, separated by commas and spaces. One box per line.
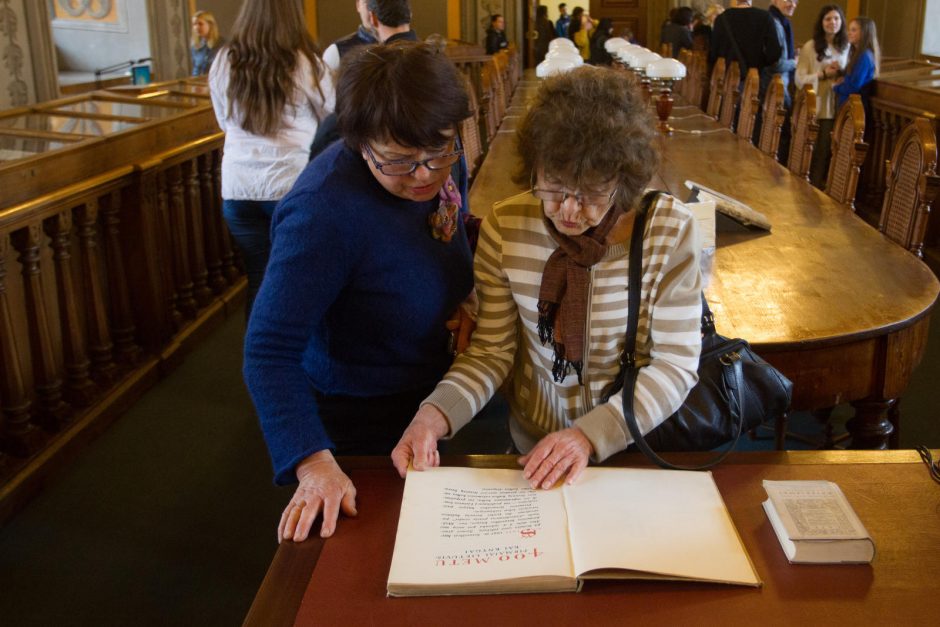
646, 58, 687, 135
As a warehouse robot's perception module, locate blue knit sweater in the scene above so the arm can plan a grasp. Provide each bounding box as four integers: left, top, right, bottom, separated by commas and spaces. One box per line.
244, 142, 474, 484
834, 49, 875, 109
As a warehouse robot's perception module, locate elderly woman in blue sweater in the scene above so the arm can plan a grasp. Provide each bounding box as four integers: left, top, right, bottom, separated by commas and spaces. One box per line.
244, 42, 474, 543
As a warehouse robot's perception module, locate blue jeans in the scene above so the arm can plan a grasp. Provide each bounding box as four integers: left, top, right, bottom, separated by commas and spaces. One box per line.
222, 199, 278, 317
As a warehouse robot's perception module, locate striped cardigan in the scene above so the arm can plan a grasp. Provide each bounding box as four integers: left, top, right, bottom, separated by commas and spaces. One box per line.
424, 191, 703, 461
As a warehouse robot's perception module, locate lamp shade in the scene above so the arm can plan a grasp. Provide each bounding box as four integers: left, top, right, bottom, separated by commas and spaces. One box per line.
548, 38, 577, 52
536, 56, 581, 78
646, 57, 687, 79
546, 48, 582, 61
604, 37, 630, 53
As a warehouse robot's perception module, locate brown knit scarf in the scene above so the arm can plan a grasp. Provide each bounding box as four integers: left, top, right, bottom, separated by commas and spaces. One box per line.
538, 203, 625, 383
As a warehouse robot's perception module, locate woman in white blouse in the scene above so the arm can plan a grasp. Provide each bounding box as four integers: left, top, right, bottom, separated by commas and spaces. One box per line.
209, 0, 335, 315
795, 4, 849, 189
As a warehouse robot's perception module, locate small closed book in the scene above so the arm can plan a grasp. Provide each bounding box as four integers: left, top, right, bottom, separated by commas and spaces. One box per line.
387, 466, 761, 597
762, 480, 875, 564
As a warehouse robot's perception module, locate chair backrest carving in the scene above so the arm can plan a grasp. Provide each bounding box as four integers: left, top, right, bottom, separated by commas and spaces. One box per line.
736, 68, 760, 142
677, 49, 693, 101
787, 85, 819, 179
718, 60, 741, 130
688, 51, 705, 110
878, 117, 940, 257
706, 57, 726, 119
758, 74, 787, 157
825, 94, 868, 210
459, 75, 483, 180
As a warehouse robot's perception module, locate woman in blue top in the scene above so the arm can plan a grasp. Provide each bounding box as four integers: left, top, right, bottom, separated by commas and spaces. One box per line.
244, 42, 475, 543
190, 10, 223, 76
833, 16, 880, 113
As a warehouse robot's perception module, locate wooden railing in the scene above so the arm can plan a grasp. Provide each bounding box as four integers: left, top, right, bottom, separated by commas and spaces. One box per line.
0, 79, 242, 523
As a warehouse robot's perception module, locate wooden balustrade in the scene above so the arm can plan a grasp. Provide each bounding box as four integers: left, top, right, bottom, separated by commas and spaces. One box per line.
0, 78, 243, 522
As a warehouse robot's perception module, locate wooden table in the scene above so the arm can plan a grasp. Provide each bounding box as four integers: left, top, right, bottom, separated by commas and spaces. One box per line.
468, 78, 939, 450
244, 452, 940, 626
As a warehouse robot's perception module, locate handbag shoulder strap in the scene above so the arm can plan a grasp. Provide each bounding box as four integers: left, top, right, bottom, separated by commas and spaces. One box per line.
620, 193, 745, 471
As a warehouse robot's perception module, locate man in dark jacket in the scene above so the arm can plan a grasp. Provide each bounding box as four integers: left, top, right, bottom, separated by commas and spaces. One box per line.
485, 14, 509, 54
322, 0, 377, 77
709, 0, 781, 87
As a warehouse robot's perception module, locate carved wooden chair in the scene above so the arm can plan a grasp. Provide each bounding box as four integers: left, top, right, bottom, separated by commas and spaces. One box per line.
459, 76, 484, 180
825, 95, 868, 211
735, 68, 761, 143
677, 49, 693, 101
757, 74, 787, 158
705, 57, 725, 119
692, 52, 709, 111
787, 85, 819, 180
877, 117, 940, 258
480, 63, 500, 145
717, 60, 741, 131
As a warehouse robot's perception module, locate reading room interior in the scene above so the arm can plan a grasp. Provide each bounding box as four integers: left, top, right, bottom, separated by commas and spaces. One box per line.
1, 0, 939, 624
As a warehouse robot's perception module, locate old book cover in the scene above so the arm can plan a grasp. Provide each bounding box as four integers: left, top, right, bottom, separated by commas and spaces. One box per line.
762, 480, 875, 564
387, 466, 760, 596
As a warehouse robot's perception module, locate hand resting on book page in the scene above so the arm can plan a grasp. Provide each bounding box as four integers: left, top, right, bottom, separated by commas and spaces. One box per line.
518, 427, 593, 489
278, 450, 357, 542
391, 404, 451, 477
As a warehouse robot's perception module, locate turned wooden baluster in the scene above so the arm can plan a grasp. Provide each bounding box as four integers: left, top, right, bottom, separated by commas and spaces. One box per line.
11, 224, 71, 429
198, 153, 227, 293
75, 201, 119, 387
183, 158, 212, 307
0, 233, 41, 456
167, 164, 198, 318
213, 150, 240, 282
44, 210, 97, 408
100, 190, 141, 365
156, 170, 184, 330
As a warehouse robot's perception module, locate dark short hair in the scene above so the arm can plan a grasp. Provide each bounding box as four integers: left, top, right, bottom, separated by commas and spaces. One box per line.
673, 7, 694, 26
337, 41, 470, 150
366, 0, 411, 27
490, 14, 502, 24
514, 67, 659, 210
558, 3, 566, 10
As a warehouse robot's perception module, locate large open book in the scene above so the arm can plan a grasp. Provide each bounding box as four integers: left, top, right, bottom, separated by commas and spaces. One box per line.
387, 466, 760, 596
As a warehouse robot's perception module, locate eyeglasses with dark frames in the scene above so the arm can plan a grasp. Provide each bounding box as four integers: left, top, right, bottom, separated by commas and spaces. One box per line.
364, 141, 464, 176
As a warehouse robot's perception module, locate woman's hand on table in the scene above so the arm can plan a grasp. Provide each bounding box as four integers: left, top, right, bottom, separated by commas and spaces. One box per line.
392, 405, 451, 477
278, 449, 357, 543
519, 427, 593, 489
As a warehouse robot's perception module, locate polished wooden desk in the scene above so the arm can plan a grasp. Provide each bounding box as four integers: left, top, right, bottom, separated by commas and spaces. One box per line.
468, 79, 939, 449
245, 452, 940, 626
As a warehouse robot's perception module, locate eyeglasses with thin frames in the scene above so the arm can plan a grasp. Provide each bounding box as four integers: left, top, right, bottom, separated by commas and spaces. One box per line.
363, 141, 464, 177
530, 175, 617, 209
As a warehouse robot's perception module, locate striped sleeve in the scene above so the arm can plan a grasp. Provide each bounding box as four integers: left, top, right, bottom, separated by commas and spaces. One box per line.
421, 210, 518, 436
575, 197, 703, 461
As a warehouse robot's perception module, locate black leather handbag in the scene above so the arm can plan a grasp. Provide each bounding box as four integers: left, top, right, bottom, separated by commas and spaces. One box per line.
608, 192, 793, 470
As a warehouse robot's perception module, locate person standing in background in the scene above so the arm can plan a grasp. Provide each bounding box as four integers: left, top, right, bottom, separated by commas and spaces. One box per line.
209, 0, 334, 317
556, 3, 571, 39
766, 0, 799, 161
833, 15, 880, 126
709, 0, 781, 84
535, 5, 556, 64
485, 14, 509, 54
191, 10, 223, 76
589, 18, 614, 65
322, 0, 377, 79
660, 6, 694, 58
795, 4, 848, 188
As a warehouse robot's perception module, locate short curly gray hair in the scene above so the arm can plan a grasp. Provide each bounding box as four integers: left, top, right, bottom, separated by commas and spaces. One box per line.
513, 67, 660, 210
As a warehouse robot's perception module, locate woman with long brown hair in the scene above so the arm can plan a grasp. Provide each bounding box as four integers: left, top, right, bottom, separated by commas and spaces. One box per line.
795, 4, 849, 187
209, 0, 334, 315
833, 16, 880, 114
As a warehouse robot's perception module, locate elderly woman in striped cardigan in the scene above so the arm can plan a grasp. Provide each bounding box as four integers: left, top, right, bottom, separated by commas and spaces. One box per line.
393, 67, 703, 488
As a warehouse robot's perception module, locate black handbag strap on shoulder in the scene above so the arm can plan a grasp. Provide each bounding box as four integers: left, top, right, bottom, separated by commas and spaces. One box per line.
619, 191, 746, 471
